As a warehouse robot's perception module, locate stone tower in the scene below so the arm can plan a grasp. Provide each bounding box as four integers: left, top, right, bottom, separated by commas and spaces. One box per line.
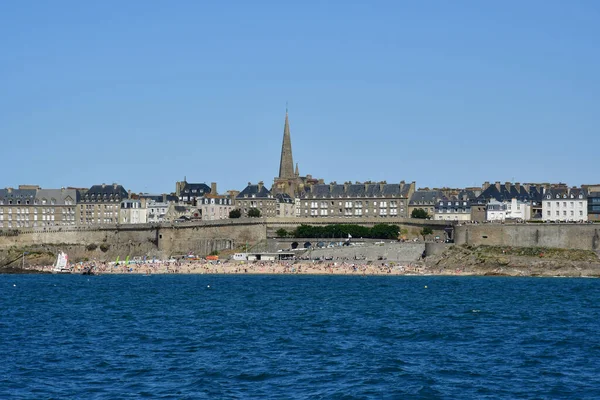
278, 110, 295, 180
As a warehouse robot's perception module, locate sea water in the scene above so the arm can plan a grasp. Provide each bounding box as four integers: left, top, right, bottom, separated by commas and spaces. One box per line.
1, 275, 599, 399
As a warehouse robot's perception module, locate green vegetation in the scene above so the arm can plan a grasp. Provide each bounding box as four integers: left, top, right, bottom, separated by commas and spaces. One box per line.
99, 243, 110, 252
411, 208, 429, 219
275, 228, 289, 238
420, 227, 433, 240
85, 243, 98, 251
248, 208, 261, 218
229, 209, 242, 218
291, 224, 400, 239
209, 250, 219, 256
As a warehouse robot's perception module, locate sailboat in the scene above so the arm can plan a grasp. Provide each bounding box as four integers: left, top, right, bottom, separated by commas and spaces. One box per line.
52, 251, 71, 274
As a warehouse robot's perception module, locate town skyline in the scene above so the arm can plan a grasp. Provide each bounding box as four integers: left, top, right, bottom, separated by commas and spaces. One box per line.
2, 1, 599, 192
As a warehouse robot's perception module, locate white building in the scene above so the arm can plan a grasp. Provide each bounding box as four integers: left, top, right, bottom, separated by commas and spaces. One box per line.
146, 199, 170, 223
542, 188, 587, 222
486, 199, 531, 221
198, 196, 234, 220
120, 200, 147, 224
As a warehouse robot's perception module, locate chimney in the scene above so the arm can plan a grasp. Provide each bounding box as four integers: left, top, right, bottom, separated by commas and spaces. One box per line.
211, 182, 217, 195
365, 183, 369, 192
330, 182, 335, 193
380, 182, 385, 192
495, 182, 501, 191
258, 181, 264, 192
515, 182, 521, 192
162, 193, 167, 203
483, 181, 490, 190
7, 187, 12, 193
113, 183, 118, 190
102, 183, 106, 189
248, 182, 252, 187
344, 182, 349, 192
505, 181, 511, 192
127, 190, 131, 198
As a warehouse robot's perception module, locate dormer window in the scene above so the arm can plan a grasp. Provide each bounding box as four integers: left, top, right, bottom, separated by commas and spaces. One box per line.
579, 194, 583, 199
556, 195, 560, 199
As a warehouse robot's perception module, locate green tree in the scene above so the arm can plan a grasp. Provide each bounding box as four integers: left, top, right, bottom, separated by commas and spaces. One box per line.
411, 208, 429, 219
229, 209, 242, 218
248, 208, 261, 218
420, 227, 433, 240
276, 228, 289, 238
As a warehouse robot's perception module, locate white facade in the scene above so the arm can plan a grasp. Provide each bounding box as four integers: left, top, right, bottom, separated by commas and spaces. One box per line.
146, 200, 169, 223
542, 194, 587, 222
487, 199, 531, 221
120, 200, 147, 224
198, 197, 233, 220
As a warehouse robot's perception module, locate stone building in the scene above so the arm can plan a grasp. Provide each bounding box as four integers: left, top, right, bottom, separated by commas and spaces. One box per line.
176, 180, 213, 205
197, 195, 235, 220
0, 186, 77, 228
408, 190, 444, 218
78, 183, 128, 225
236, 182, 276, 217
297, 181, 415, 218
434, 193, 472, 221
271, 110, 322, 198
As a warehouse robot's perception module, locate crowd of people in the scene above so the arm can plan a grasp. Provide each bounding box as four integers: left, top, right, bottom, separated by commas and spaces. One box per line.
30, 259, 429, 276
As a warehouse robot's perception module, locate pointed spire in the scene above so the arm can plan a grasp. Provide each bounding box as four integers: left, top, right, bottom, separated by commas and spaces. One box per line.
278, 108, 294, 179
295, 162, 299, 177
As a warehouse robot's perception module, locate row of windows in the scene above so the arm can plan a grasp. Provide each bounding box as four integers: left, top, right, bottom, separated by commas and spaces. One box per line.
546, 210, 584, 217
545, 201, 584, 208
0, 198, 71, 206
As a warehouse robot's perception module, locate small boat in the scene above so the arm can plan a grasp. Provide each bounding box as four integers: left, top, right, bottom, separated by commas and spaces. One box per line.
52, 251, 71, 274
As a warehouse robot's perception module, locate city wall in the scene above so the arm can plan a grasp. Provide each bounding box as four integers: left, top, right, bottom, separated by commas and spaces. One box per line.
455, 224, 600, 251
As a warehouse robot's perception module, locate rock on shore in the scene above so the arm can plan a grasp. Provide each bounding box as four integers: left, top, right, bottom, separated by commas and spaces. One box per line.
424, 245, 600, 277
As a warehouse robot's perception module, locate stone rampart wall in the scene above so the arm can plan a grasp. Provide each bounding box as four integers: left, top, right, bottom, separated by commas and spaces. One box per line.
455, 224, 600, 251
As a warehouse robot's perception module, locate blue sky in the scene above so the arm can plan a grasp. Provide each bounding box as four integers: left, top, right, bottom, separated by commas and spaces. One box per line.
1, 1, 599, 194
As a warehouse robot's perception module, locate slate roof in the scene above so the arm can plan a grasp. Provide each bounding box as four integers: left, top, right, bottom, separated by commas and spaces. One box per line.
275, 193, 294, 204
236, 184, 272, 199
409, 190, 444, 205
84, 184, 128, 201
477, 184, 542, 203
543, 187, 587, 200
302, 183, 412, 199
181, 183, 211, 196
0, 188, 78, 205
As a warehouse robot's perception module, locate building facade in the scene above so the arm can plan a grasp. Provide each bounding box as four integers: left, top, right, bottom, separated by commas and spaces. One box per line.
0, 186, 77, 229
297, 181, 415, 218
236, 182, 277, 217
120, 199, 147, 224
78, 184, 128, 225
542, 187, 587, 222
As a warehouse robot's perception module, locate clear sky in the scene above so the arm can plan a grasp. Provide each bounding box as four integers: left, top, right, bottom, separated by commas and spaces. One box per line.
1, 1, 599, 194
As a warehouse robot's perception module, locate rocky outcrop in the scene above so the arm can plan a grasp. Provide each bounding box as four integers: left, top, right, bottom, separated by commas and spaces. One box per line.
423, 245, 600, 277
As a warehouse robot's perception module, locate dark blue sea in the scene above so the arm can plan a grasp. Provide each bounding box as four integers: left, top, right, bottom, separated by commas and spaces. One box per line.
1, 275, 599, 399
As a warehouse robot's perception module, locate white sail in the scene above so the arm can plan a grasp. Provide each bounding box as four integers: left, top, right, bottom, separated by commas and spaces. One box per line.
53, 251, 70, 272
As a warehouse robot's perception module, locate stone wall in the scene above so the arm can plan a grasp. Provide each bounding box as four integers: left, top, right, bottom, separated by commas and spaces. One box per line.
455, 224, 600, 251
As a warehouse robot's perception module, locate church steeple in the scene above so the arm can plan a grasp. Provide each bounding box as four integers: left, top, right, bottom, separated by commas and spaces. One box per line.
278, 109, 295, 179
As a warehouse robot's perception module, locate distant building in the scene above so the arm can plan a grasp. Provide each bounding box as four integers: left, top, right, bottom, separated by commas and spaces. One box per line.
197, 195, 234, 220
435, 194, 472, 221
0, 186, 77, 228
298, 181, 414, 218
409, 190, 444, 218
236, 182, 276, 217
78, 183, 128, 225
275, 193, 295, 217
588, 192, 600, 222
120, 199, 147, 224
175, 180, 213, 205
477, 181, 544, 221
542, 187, 587, 222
